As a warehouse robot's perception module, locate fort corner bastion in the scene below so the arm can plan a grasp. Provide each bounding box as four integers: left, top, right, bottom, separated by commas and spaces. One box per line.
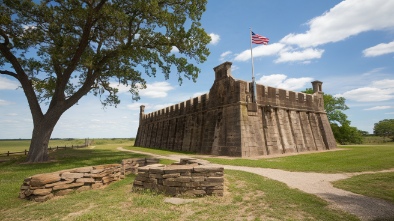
134, 62, 337, 157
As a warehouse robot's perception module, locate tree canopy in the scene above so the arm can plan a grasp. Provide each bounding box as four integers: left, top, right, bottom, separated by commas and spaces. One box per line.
0, 0, 211, 162
374, 119, 394, 141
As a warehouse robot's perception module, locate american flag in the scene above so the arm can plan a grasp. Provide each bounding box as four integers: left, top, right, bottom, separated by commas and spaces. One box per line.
252, 32, 269, 45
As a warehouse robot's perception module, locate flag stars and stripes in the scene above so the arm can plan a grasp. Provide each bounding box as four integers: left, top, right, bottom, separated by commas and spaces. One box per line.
252, 32, 269, 45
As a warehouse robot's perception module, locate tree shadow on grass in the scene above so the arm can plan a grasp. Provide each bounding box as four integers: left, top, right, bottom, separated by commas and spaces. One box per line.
0, 148, 148, 175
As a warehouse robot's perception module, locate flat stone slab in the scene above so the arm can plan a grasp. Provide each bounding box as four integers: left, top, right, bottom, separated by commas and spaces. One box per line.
164, 197, 196, 205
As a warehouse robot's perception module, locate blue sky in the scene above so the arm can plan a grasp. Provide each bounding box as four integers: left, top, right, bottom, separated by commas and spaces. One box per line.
1, 0, 394, 139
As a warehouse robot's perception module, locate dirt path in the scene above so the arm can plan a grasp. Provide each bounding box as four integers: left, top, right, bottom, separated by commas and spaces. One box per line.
117, 147, 394, 221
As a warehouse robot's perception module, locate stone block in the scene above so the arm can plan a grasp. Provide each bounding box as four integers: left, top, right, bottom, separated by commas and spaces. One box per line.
174, 176, 192, 183
70, 167, 93, 173
32, 188, 52, 196
30, 173, 61, 187
32, 193, 54, 202
61, 172, 84, 180
91, 169, 104, 174
162, 173, 180, 178
52, 182, 84, 191
193, 167, 224, 173
45, 180, 74, 188
76, 178, 95, 184
206, 177, 224, 182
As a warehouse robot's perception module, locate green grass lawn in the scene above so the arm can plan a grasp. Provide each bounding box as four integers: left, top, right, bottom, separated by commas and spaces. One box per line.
333, 172, 394, 204
0, 163, 358, 220
204, 144, 394, 173
1, 140, 393, 220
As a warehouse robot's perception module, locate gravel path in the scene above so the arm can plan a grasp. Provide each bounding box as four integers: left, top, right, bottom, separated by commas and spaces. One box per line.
117, 147, 394, 221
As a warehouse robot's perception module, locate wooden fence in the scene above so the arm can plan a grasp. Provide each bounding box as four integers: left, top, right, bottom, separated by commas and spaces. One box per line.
0, 144, 88, 157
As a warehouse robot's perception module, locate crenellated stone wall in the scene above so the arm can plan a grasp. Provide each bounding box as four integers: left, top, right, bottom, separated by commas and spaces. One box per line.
135, 62, 337, 157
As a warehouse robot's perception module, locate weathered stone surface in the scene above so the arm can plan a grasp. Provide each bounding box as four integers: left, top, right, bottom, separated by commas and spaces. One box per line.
52, 182, 84, 191
70, 167, 93, 173
134, 62, 337, 157
55, 189, 74, 196
45, 180, 74, 188
91, 183, 103, 189
30, 173, 61, 187
61, 172, 84, 180
76, 178, 95, 184
32, 193, 54, 202
76, 186, 91, 192
32, 188, 52, 196
20, 157, 163, 202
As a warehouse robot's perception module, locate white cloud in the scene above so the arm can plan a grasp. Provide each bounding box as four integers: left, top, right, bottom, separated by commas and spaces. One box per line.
275, 48, 324, 63
362, 67, 385, 76
386, 112, 394, 115
111, 81, 174, 98
364, 106, 392, 111
339, 87, 394, 102
256, 74, 313, 91
0, 99, 12, 106
170, 46, 179, 53
220, 51, 232, 61
363, 41, 394, 57
140, 82, 174, 98
0, 76, 20, 90
370, 79, 394, 89
209, 33, 220, 45
280, 0, 394, 48
234, 43, 285, 61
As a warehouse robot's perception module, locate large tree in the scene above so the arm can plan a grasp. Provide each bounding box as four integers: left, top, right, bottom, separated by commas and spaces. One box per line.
0, 0, 210, 162
374, 119, 394, 141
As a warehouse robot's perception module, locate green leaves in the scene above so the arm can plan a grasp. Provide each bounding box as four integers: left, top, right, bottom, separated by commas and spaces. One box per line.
1, 0, 210, 107
374, 119, 394, 141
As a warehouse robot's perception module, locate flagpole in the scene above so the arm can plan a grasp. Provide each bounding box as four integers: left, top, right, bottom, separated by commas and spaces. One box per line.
250, 28, 257, 103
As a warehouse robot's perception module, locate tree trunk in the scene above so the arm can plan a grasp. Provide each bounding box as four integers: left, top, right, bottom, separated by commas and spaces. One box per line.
26, 115, 60, 163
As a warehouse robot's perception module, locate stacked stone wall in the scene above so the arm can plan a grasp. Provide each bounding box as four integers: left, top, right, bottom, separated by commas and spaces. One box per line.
133, 159, 224, 197
19, 158, 159, 202
135, 62, 337, 157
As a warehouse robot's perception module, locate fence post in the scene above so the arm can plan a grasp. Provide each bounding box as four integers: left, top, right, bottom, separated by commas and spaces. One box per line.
7, 151, 9, 156
25, 149, 27, 155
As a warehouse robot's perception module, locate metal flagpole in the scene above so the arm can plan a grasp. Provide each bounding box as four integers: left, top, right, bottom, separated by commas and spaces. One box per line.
249, 28, 257, 103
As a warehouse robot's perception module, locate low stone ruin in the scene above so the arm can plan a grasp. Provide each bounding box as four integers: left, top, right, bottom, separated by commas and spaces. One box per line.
132, 158, 224, 197
19, 157, 159, 202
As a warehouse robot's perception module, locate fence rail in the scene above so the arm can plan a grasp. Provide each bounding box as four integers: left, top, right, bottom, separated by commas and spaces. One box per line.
0, 144, 88, 157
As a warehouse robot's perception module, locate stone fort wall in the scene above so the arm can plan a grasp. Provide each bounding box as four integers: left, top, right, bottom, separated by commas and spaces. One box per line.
134, 62, 337, 157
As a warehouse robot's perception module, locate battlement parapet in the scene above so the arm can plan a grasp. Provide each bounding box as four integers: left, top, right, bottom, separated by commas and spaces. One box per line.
135, 62, 336, 157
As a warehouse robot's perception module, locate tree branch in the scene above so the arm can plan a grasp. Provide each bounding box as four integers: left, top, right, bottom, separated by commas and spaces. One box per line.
0, 70, 18, 79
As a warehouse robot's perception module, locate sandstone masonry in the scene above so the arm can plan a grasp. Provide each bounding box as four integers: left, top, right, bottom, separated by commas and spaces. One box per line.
133, 158, 224, 197
135, 62, 337, 157
19, 158, 159, 202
